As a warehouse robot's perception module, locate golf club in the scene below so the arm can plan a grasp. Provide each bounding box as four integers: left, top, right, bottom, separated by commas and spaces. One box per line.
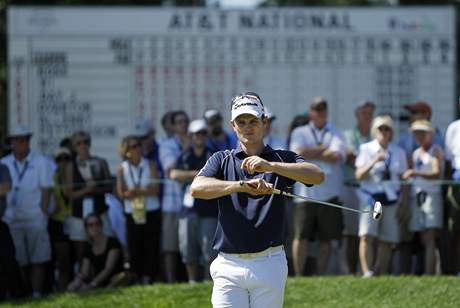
273, 188, 382, 220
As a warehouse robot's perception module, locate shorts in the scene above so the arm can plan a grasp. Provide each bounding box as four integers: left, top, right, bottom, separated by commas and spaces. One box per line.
9, 225, 51, 266
341, 186, 360, 236
48, 219, 70, 243
68, 213, 113, 242
293, 197, 343, 241
410, 193, 443, 232
161, 212, 179, 252
178, 215, 217, 264
358, 202, 400, 244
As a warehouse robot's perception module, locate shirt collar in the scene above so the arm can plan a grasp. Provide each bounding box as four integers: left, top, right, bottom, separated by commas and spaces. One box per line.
235, 144, 275, 159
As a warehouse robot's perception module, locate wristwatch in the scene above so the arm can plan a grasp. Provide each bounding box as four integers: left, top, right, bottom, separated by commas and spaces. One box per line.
239, 180, 245, 186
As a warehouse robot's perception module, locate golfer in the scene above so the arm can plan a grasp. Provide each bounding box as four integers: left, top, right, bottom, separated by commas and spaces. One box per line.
190, 92, 324, 308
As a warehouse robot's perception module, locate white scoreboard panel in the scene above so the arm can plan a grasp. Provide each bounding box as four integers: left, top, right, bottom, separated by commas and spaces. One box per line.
8, 7, 456, 170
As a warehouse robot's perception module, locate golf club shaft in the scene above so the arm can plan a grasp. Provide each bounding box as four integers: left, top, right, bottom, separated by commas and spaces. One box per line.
273, 188, 374, 215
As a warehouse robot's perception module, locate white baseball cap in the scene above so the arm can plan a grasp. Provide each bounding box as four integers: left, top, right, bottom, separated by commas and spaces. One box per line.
188, 119, 208, 134
8, 125, 33, 138
231, 96, 265, 121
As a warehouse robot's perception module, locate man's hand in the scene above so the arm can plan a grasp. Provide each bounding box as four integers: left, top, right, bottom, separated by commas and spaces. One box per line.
240, 178, 273, 196
241, 156, 273, 174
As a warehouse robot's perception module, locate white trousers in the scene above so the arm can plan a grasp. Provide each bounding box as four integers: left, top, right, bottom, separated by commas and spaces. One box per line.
210, 249, 288, 308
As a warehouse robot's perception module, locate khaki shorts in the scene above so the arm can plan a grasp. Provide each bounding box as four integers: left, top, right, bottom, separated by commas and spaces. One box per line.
358, 202, 400, 244
68, 213, 113, 242
161, 212, 179, 252
10, 225, 51, 266
410, 193, 443, 232
293, 197, 343, 241
341, 186, 360, 236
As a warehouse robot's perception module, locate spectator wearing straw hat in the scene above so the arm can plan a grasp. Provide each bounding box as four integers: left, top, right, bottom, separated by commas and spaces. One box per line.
355, 116, 410, 277
402, 120, 444, 275
1, 126, 54, 297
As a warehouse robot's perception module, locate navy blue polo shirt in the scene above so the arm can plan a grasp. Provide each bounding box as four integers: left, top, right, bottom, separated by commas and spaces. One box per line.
176, 147, 217, 218
197, 144, 309, 253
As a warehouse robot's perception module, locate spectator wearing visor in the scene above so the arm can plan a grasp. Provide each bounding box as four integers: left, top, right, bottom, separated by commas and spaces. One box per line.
402, 120, 444, 275
203, 109, 238, 152
170, 119, 217, 283
355, 115, 410, 277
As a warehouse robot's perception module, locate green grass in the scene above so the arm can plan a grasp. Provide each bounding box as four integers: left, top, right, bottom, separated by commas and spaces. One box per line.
2, 276, 460, 308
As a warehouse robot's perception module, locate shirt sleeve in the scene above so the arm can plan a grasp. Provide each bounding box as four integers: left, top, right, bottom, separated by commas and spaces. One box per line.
328, 130, 347, 161
289, 127, 306, 153
39, 156, 55, 189
0, 164, 11, 185
445, 124, 454, 162
355, 144, 369, 169
197, 152, 223, 179
159, 139, 179, 172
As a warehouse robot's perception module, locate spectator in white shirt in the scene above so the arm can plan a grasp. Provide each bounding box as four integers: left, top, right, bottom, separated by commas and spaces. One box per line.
159, 110, 190, 283
402, 120, 444, 275
355, 116, 410, 277
1, 126, 53, 298
289, 97, 346, 276
445, 100, 460, 275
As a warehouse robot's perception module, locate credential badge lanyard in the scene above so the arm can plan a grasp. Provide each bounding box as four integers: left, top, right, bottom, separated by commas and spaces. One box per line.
11, 160, 29, 206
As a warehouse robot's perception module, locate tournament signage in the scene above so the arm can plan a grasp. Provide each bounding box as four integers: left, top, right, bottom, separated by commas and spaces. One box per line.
8, 7, 456, 170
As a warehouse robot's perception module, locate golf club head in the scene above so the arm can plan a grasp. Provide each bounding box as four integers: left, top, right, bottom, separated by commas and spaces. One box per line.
373, 201, 382, 220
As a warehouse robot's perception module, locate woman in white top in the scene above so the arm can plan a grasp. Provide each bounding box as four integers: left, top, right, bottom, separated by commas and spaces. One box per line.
355, 115, 409, 277
402, 120, 444, 275
116, 135, 161, 284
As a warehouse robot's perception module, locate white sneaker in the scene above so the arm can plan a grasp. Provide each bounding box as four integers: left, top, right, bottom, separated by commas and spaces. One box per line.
362, 271, 374, 278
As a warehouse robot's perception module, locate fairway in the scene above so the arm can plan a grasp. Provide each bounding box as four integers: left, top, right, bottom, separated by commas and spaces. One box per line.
2, 276, 460, 308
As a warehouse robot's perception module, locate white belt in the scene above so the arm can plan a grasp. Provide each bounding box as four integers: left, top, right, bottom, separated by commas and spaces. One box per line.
221, 245, 284, 260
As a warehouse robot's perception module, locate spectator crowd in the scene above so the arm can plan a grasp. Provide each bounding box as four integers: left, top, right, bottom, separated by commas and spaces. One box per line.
1, 95, 460, 300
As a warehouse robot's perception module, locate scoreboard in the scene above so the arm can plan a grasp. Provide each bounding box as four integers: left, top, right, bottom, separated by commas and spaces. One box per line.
8, 7, 456, 170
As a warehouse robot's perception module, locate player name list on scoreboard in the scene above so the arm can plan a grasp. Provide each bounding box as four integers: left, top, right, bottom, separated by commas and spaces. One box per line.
8, 7, 456, 169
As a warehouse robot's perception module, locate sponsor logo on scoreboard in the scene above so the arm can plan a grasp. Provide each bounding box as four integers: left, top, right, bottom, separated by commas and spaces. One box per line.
388, 16, 436, 33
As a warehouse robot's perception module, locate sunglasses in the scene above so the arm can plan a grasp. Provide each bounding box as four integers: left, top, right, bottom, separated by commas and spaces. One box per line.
85, 221, 101, 228
56, 155, 71, 162
128, 142, 142, 150
77, 139, 90, 146
378, 126, 392, 132
194, 130, 208, 136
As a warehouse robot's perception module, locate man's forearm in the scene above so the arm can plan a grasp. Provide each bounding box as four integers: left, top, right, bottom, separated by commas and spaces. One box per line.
170, 169, 199, 183
318, 149, 343, 162
190, 176, 240, 200
269, 162, 324, 185
297, 147, 325, 160
0, 183, 11, 196
41, 188, 52, 213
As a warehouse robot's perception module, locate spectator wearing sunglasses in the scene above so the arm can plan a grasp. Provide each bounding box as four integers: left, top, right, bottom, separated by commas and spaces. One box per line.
203, 109, 238, 153
116, 135, 161, 284
170, 119, 216, 283
48, 147, 73, 291
67, 214, 123, 292
355, 115, 409, 277
65, 131, 113, 266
